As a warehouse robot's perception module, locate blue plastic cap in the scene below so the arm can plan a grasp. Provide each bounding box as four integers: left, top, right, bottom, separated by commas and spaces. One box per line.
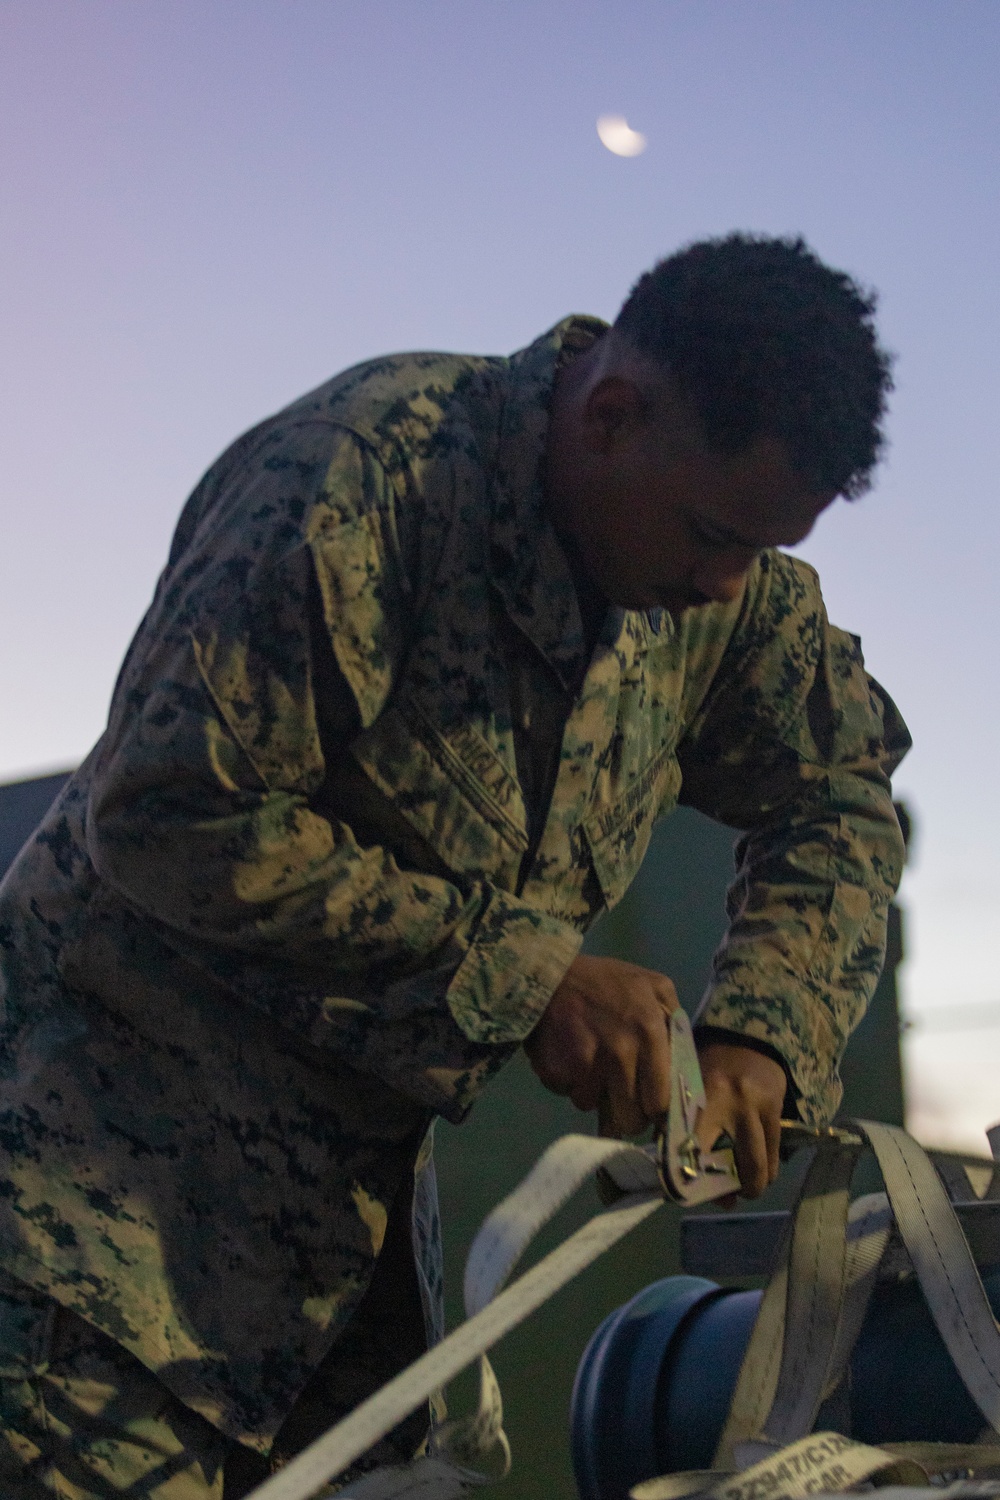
570, 1275, 719, 1500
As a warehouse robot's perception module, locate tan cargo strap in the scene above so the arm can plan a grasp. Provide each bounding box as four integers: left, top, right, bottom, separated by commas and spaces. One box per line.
860, 1120, 1000, 1433
714, 1130, 866, 1462
633, 1431, 1000, 1500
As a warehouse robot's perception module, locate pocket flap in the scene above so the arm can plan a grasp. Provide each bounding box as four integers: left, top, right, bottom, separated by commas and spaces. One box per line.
583, 750, 681, 910
351, 694, 528, 884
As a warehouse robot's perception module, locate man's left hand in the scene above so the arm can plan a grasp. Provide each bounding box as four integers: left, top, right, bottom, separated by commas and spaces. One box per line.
695, 1039, 786, 1199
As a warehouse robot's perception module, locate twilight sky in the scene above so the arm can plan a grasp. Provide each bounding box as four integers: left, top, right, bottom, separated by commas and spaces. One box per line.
2, 1, 999, 1149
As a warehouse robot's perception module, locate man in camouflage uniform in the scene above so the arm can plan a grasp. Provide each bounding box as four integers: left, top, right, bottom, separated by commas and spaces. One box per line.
0, 235, 908, 1496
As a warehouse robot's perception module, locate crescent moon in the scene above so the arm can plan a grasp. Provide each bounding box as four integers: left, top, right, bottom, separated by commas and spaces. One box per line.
596, 115, 647, 157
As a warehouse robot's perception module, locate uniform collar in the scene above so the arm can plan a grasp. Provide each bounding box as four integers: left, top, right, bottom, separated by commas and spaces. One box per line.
488, 314, 615, 688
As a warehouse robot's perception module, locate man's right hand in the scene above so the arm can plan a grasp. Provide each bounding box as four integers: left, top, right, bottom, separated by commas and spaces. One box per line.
522, 953, 677, 1137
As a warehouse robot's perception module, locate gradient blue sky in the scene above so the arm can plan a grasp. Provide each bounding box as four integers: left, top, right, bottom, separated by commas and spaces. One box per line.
2, 1, 999, 1147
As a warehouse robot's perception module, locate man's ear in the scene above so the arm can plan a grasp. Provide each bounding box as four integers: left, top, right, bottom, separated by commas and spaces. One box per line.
581, 376, 649, 454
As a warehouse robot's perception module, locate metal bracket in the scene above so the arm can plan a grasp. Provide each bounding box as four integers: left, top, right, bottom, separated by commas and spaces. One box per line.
595, 1008, 741, 1208
656, 1009, 742, 1206
778, 1120, 863, 1160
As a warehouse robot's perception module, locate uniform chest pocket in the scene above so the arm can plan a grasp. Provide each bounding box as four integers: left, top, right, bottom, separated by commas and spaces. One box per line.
349, 692, 528, 887
582, 748, 682, 911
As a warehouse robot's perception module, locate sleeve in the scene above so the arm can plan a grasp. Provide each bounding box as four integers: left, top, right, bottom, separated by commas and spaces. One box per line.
85, 423, 579, 1121
677, 551, 911, 1127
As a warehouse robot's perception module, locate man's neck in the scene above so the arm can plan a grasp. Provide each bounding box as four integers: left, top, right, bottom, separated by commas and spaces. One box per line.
542, 344, 611, 661
553, 527, 608, 662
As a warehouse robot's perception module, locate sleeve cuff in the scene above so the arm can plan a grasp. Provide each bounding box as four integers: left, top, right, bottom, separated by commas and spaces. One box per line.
445, 888, 583, 1045
694, 985, 841, 1128
692, 1024, 800, 1119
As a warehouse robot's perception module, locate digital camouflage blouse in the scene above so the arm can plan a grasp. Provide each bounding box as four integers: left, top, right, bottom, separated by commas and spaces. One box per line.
0, 317, 909, 1449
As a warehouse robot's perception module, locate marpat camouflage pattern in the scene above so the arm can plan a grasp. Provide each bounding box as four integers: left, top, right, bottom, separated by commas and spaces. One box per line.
0, 317, 909, 1450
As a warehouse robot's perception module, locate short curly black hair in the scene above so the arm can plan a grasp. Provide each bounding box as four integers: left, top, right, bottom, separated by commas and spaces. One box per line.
614, 234, 894, 498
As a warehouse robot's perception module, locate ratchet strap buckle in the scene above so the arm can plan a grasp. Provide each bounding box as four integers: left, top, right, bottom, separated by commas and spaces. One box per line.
656, 1009, 742, 1206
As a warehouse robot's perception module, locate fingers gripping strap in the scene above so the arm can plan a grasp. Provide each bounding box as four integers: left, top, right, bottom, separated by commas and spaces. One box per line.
857, 1120, 1000, 1434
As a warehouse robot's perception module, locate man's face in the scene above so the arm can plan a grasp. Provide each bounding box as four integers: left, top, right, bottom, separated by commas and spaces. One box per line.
552, 374, 835, 619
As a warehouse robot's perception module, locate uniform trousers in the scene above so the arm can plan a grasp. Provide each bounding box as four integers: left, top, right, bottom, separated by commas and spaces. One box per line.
0, 1177, 429, 1499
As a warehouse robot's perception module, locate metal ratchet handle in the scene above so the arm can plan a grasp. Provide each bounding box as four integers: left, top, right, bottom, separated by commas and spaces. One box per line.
656, 1008, 741, 1206
595, 1008, 741, 1208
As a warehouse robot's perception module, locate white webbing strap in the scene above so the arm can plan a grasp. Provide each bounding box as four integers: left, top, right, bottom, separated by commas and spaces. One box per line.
816, 1191, 895, 1419
462, 1132, 660, 1316
712, 1138, 864, 1465
439, 1133, 676, 1488
759, 1137, 861, 1446
857, 1120, 1000, 1434
717, 1118, 1000, 1475
245, 1135, 666, 1500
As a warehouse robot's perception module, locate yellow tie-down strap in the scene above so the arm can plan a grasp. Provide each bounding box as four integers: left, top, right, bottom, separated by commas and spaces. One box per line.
631, 1430, 1000, 1500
